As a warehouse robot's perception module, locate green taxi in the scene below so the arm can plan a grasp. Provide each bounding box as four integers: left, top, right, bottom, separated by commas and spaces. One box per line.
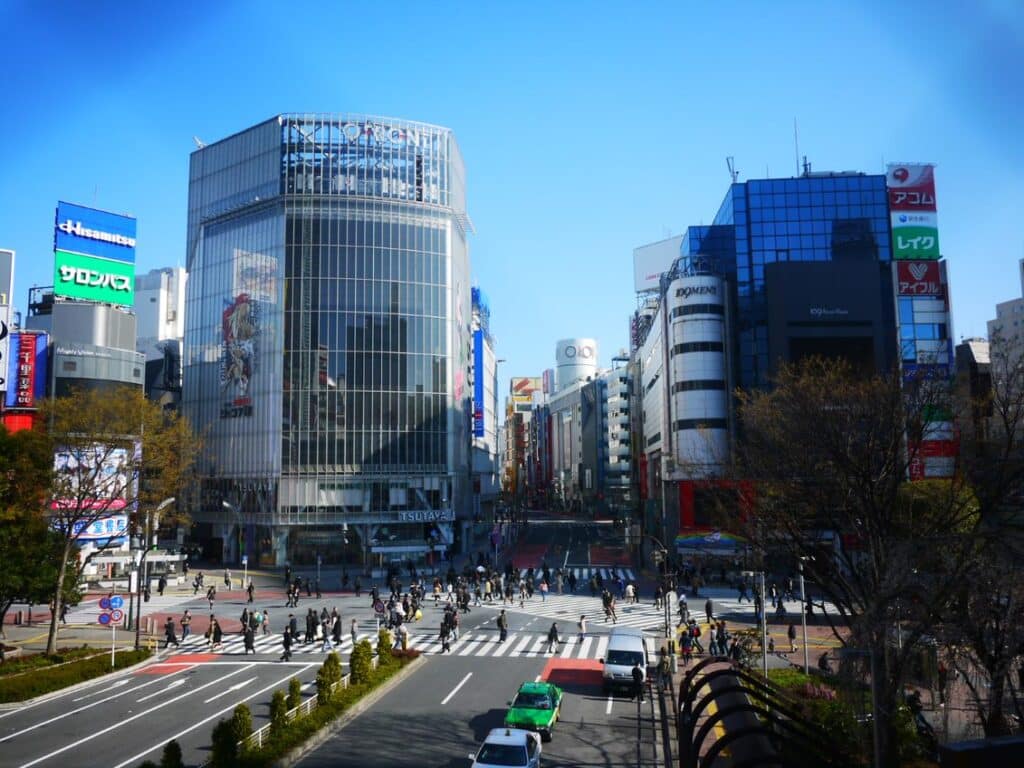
504, 681, 563, 742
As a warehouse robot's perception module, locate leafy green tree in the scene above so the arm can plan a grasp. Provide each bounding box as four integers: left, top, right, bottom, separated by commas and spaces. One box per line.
0, 510, 80, 637
39, 386, 199, 654
209, 718, 237, 768
269, 690, 289, 739
230, 704, 252, 748
348, 639, 373, 685
0, 423, 53, 519
316, 651, 343, 704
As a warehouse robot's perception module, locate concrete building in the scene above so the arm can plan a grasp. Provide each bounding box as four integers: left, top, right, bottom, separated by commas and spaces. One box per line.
135, 266, 187, 410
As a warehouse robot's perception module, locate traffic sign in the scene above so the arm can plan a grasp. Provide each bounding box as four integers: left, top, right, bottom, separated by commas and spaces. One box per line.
98, 613, 111, 626
110, 609, 124, 622
109, 595, 124, 609
99, 597, 111, 610
241, 555, 248, 566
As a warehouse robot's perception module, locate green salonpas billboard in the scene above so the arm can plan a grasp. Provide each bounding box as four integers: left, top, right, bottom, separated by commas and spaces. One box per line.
53, 250, 135, 306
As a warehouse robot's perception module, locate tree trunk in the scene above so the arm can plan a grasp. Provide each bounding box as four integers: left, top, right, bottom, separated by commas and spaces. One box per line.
0, 599, 11, 640
45, 537, 73, 655
985, 672, 1012, 737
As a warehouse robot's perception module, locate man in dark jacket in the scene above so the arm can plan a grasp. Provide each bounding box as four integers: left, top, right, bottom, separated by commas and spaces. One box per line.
163, 617, 179, 648
280, 628, 292, 661
631, 661, 645, 702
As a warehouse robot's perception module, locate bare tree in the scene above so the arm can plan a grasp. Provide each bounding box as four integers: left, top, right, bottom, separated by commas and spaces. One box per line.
39, 386, 199, 655
725, 358, 980, 765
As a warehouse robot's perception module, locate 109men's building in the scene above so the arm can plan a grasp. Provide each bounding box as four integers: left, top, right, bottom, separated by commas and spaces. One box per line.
183, 114, 474, 569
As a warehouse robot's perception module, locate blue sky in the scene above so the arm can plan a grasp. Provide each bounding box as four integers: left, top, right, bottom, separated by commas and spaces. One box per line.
2, 1, 1022, 384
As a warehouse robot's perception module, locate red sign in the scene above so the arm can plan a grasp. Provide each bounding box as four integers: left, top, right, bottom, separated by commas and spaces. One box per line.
896, 262, 942, 296
919, 440, 958, 458
887, 164, 937, 212
15, 335, 36, 408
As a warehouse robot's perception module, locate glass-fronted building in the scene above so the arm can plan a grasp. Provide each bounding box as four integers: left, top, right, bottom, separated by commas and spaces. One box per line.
183, 114, 473, 569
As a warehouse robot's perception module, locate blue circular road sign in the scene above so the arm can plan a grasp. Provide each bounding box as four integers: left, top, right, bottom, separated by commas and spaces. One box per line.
109, 596, 124, 609
99, 597, 111, 610
98, 612, 111, 626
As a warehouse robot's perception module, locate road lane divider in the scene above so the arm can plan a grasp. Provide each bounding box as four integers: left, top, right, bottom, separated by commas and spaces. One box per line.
441, 672, 473, 705
109, 663, 316, 768
204, 678, 258, 704
15, 664, 255, 768
137, 678, 186, 703
71, 679, 130, 702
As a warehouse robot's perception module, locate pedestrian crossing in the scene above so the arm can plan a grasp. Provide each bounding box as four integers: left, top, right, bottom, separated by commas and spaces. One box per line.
163, 629, 622, 662
509, 567, 636, 583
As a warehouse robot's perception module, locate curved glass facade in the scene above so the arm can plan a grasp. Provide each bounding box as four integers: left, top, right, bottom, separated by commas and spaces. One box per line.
183, 114, 471, 567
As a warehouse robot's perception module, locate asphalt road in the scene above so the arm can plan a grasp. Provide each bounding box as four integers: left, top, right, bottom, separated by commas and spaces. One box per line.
2, 521, 661, 768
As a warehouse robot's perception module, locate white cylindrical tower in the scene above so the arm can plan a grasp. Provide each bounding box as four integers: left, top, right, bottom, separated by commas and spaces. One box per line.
555, 338, 598, 390
667, 275, 729, 474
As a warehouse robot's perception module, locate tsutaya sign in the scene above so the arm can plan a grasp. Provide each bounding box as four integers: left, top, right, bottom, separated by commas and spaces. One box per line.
398, 509, 455, 522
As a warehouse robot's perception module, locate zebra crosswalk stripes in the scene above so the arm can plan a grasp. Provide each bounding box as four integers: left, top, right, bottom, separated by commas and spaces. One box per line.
481, 593, 669, 630
514, 567, 636, 583
167, 629, 632, 662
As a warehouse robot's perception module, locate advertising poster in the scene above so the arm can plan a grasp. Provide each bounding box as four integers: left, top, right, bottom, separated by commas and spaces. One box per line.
220, 292, 259, 418
52, 202, 137, 306
887, 164, 940, 260
233, 249, 278, 303
51, 445, 132, 511
5, 332, 48, 409
473, 329, 485, 437
0, 249, 13, 396
53, 250, 135, 305
896, 262, 942, 296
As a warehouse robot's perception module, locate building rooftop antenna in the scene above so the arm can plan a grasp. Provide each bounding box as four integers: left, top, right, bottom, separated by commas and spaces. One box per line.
726, 156, 738, 184
192, 136, 207, 149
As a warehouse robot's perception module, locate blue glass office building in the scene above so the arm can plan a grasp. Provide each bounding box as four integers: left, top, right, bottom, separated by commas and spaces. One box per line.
678, 172, 896, 389
183, 114, 473, 568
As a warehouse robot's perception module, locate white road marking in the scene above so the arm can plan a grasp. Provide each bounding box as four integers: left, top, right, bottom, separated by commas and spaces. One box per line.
490, 635, 514, 657
108, 663, 316, 768
204, 677, 257, 704
512, 636, 532, 655
606, 695, 614, 714
16, 664, 255, 768
71, 679, 130, 702
0, 666, 192, 741
441, 672, 473, 705
560, 638, 575, 658
137, 678, 186, 702
594, 636, 609, 660
578, 637, 593, 658
457, 635, 486, 656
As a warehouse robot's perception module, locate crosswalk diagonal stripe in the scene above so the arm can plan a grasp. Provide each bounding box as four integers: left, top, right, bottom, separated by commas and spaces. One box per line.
490, 634, 514, 657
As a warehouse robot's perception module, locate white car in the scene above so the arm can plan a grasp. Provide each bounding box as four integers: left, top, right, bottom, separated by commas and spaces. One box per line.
469, 727, 542, 768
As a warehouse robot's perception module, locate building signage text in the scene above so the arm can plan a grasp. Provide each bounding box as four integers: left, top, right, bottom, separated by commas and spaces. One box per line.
58, 264, 132, 292
896, 262, 943, 296
678, 285, 717, 300
809, 306, 850, 318
57, 219, 136, 248
398, 509, 455, 522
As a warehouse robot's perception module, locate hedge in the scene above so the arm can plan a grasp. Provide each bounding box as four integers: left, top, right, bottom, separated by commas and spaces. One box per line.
0, 646, 102, 678
0, 649, 151, 703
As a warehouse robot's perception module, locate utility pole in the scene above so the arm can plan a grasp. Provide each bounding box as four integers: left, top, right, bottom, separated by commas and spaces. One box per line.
759, 571, 768, 680
798, 560, 809, 675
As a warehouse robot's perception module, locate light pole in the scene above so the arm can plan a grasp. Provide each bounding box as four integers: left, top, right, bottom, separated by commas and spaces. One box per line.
135, 496, 175, 650
759, 571, 768, 680
798, 559, 809, 675
221, 500, 244, 580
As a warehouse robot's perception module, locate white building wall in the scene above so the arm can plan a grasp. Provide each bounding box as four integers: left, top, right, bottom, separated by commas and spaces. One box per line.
135, 266, 187, 362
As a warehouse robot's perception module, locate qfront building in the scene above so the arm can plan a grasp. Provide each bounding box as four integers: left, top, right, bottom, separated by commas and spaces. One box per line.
183, 114, 473, 570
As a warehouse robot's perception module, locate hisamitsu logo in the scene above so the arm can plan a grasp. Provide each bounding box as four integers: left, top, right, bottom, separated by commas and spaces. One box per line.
57, 219, 136, 248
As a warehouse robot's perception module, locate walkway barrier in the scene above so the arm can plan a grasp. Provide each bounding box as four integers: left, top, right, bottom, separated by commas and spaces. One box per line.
677, 656, 854, 768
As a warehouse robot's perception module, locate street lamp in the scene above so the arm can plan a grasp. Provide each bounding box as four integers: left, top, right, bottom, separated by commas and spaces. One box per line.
135, 496, 175, 650
222, 500, 243, 574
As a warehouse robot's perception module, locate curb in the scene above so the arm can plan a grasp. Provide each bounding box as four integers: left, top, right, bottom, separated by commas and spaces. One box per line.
0, 649, 158, 711
273, 655, 427, 767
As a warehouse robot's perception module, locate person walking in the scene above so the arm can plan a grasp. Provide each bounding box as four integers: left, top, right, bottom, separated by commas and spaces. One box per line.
497, 609, 509, 642
246, 580, 255, 604
207, 584, 216, 611
788, 623, 798, 653
439, 619, 452, 653
163, 617, 180, 648
157, 574, 167, 597
261, 609, 271, 635
705, 597, 714, 623
280, 628, 292, 661
209, 617, 223, 649
244, 625, 256, 654
223, 569, 231, 590
321, 618, 334, 652
350, 618, 358, 646
546, 622, 560, 654
577, 615, 587, 643
631, 660, 645, 702
180, 610, 192, 641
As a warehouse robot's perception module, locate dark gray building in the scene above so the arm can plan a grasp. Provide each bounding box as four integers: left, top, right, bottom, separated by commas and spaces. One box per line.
183, 114, 473, 570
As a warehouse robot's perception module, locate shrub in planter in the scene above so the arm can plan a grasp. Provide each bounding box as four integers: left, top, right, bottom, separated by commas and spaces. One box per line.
231, 704, 253, 746
377, 628, 395, 665
160, 739, 184, 768
287, 677, 302, 709
316, 652, 343, 705
209, 718, 238, 768
269, 690, 289, 739
349, 639, 373, 685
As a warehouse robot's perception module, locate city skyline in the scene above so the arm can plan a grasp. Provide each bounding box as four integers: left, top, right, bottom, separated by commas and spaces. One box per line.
2, 2, 1022, 383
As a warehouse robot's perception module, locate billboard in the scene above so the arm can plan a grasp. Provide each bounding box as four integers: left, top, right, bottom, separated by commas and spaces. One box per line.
510, 377, 541, 397
5, 332, 48, 409
72, 515, 129, 545
896, 262, 942, 296
887, 164, 939, 260
473, 329, 485, 438
0, 249, 12, 396
54, 201, 137, 263
233, 249, 278, 303
633, 235, 682, 293
52, 445, 133, 511
53, 250, 135, 305
220, 292, 259, 418
53, 202, 137, 306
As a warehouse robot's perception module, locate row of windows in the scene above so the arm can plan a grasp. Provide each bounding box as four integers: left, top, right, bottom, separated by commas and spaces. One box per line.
900, 323, 947, 341
300, 281, 447, 317
674, 418, 728, 431
671, 379, 726, 393
746, 175, 884, 195
747, 218, 888, 237
280, 247, 448, 286
646, 432, 661, 447
283, 430, 447, 470
670, 304, 724, 319
285, 216, 448, 253
671, 342, 724, 355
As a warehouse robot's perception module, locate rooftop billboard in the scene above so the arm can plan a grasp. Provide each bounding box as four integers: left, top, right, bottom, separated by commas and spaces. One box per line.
53, 202, 137, 307
633, 235, 682, 293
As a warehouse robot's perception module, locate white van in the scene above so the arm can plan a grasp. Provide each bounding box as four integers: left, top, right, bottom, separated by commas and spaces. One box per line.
600, 627, 649, 693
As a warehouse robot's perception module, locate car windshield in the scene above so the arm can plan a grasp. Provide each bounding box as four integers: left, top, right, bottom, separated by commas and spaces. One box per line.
476, 743, 528, 766
607, 649, 644, 666
513, 692, 551, 709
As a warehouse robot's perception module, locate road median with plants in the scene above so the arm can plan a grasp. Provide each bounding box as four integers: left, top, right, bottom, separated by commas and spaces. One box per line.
0, 646, 151, 704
